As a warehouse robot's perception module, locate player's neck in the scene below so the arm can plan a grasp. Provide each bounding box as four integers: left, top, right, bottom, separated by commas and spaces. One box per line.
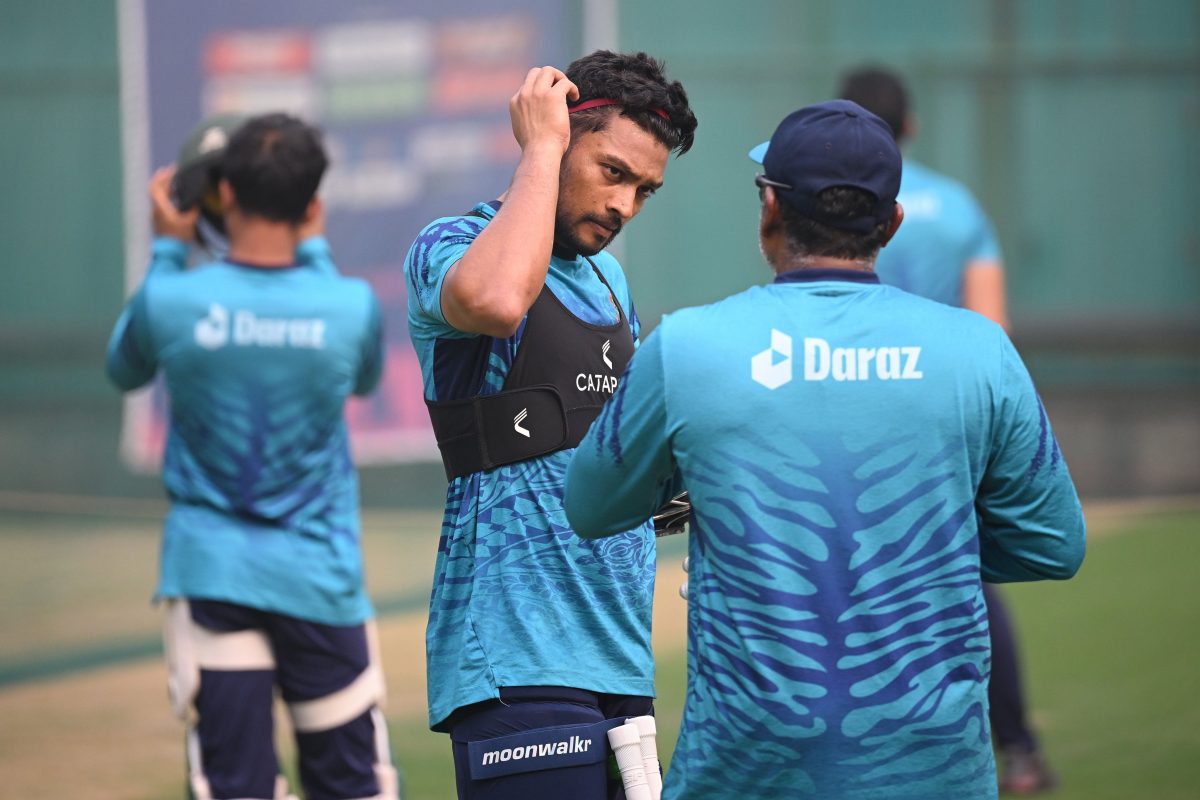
225, 218, 300, 267
774, 254, 876, 274
762, 232, 876, 274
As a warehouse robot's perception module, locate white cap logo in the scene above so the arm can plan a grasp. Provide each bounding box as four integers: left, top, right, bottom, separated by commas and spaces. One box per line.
198, 126, 228, 155
751, 328, 793, 389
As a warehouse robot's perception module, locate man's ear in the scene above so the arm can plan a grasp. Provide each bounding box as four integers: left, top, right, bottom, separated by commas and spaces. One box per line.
304, 196, 322, 225
218, 178, 236, 213
759, 186, 784, 235
298, 196, 324, 239
881, 202, 904, 246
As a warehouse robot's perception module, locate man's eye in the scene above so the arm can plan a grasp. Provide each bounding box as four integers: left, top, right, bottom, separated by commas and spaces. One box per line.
604, 165, 622, 179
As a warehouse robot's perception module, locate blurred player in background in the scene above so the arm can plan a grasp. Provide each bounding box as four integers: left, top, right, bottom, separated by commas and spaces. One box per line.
106, 113, 395, 800
839, 65, 1057, 795
403, 51, 696, 799
565, 100, 1085, 799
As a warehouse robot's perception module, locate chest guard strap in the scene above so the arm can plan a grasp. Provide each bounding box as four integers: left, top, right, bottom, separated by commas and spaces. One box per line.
427, 384, 573, 479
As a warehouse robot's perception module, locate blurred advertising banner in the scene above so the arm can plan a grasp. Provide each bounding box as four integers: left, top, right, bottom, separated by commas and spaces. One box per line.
117, 0, 581, 469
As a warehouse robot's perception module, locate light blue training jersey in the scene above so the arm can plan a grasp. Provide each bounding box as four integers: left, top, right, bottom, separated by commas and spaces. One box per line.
566, 268, 1085, 800
875, 160, 1002, 307
106, 236, 383, 626
404, 201, 657, 730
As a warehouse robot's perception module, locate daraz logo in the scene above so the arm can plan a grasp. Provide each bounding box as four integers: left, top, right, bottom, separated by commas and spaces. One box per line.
193, 303, 327, 351
750, 329, 792, 389
751, 329, 924, 388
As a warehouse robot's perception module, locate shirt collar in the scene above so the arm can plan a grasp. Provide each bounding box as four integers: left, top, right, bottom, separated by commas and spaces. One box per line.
773, 267, 880, 285
223, 258, 300, 270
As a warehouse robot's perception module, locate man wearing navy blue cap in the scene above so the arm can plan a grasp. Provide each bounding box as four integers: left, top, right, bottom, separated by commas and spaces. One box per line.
564, 100, 1086, 800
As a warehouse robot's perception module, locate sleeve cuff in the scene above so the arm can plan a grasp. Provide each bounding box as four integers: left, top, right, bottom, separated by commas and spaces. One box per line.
297, 235, 331, 259
150, 236, 190, 270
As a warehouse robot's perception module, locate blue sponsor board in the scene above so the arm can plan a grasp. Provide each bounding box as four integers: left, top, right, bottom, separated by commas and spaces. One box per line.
122, 0, 578, 467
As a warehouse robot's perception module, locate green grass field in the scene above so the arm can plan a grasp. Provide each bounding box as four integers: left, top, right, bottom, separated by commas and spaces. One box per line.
0, 500, 1197, 799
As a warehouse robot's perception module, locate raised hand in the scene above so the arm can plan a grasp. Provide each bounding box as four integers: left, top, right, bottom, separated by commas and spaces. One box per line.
149, 166, 199, 241
509, 66, 580, 156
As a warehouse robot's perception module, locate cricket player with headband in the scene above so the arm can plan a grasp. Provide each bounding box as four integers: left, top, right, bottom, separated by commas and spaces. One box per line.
838, 65, 1057, 795
402, 50, 697, 799
106, 113, 396, 800
564, 100, 1086, 799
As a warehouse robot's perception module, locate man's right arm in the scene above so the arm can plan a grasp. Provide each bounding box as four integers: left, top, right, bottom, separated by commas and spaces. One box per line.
106, 167, 198, 391
353, 293, 385, 397
960, 195, 1010, 330
962, 259, 1009, 330
976, 335, 1086, 582
438, 67, 578, 337
106, 237, 195, 390
105, 286, 158, 391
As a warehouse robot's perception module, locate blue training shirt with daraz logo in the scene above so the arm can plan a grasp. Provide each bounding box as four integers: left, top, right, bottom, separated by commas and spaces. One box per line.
106, 236, 383, 626
566, 268, 1085, 800
404, 201, 656, 731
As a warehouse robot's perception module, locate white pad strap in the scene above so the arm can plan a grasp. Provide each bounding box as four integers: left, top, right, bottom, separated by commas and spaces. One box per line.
164, 600, 200, 722
186, 726, 214, 800
371, 707, 400, 800
287, 619, 386, 733
163, 599, 276, 721
274, 775, 300, 800
288, 662, 385, 732
193, 625, 275, 671
366, 619, 387, 709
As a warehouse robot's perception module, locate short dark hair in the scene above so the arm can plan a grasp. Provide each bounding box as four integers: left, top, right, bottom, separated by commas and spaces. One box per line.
777, 187, 892, 261
837, 67, 909, 143
564, 50, 697, 156
222, 113, 328, 224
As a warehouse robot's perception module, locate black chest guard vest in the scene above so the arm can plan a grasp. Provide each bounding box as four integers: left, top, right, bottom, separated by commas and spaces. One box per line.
425, 243, 634, 480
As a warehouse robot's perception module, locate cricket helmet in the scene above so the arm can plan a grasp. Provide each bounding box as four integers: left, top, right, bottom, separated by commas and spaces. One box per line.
171, 112, 247, 253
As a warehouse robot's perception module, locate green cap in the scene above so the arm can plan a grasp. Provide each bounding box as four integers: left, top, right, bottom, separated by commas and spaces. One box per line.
172, 112, 246, 210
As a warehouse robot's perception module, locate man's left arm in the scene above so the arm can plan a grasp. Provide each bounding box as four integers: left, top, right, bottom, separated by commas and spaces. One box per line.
565, 329, 677, 538
296, 236, 336, 274
296, 197, 338, 274
977, 335, 1086, 582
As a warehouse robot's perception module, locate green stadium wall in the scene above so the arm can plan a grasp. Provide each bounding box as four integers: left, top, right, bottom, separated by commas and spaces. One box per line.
1, 0, 1196, 502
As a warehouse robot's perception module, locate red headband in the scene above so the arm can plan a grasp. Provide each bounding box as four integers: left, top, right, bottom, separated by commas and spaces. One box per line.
568, 98, 670, 122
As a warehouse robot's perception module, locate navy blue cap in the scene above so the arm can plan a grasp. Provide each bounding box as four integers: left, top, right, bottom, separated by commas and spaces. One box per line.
749, 99, 902, 233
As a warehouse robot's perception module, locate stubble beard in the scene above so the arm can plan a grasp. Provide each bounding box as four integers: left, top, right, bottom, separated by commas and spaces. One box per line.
553, 207, 622, 258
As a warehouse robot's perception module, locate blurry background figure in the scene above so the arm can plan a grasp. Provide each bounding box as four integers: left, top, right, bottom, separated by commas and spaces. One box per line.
839, 65, 1056, 795
105, 113, 395, 800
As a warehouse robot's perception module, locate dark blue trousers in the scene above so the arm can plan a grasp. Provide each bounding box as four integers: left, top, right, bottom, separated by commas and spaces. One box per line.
984, 584, 1039, 753
189, 599, 382, 800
